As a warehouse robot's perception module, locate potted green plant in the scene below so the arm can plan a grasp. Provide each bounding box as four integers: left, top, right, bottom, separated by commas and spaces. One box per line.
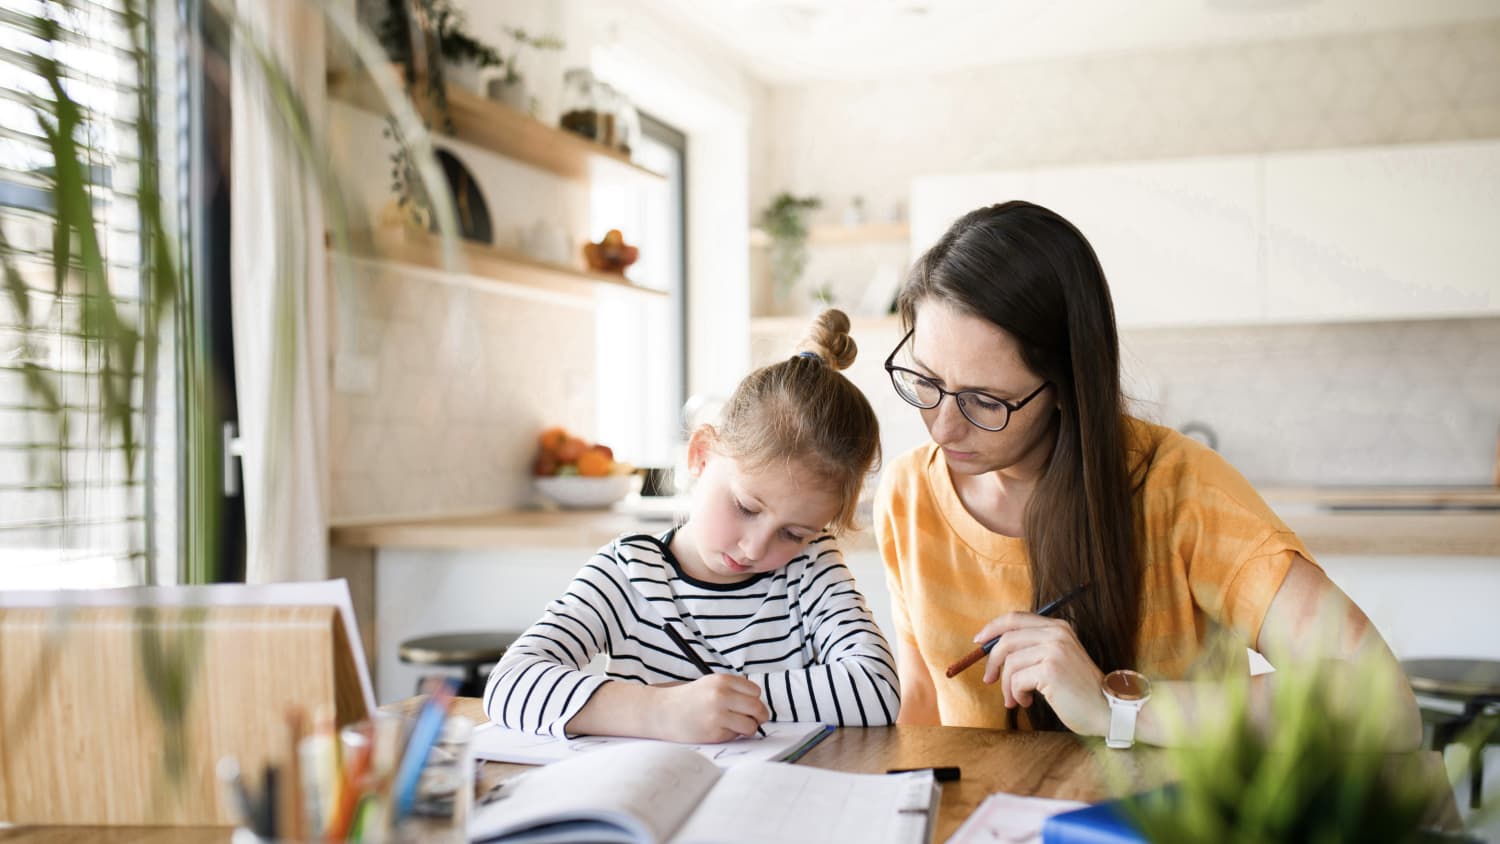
487, 26, 564, 115
1110, 637, 1489, 843
377, 0, 502, 95
758, 192, 822, 310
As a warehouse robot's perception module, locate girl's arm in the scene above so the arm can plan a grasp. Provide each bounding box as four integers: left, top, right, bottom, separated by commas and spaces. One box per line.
481, 557, 620, 738
748, 548, 903, 726
485, 549, 769, 743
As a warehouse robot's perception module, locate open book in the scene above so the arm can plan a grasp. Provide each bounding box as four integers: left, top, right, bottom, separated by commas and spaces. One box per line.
471, 720, 833, 767
469, 742, 937, 844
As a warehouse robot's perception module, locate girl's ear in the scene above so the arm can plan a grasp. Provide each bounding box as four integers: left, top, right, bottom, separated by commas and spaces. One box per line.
686, 425, 717, 477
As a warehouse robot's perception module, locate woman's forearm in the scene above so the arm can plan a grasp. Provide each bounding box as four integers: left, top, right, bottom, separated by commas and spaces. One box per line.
1131, 663, 1421, 751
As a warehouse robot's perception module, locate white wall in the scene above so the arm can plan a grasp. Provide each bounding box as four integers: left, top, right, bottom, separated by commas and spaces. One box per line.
762, 19, 1500, 235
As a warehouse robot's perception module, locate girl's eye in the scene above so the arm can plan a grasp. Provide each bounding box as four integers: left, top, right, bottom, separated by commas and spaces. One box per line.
734, 499, 756, 516
782, 530, 808, 543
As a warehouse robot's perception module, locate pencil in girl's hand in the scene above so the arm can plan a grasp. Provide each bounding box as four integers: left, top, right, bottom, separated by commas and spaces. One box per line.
944, 582, 1091, 679
663, 622, 768, 738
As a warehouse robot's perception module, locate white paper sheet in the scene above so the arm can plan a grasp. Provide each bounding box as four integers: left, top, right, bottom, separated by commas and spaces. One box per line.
944, 792, 1088, 844
471, 720, 833, 767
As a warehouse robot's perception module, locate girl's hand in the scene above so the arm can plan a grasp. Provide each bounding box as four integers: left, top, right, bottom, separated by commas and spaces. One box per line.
654, 674, 769, 743
976, 612, 1109, 737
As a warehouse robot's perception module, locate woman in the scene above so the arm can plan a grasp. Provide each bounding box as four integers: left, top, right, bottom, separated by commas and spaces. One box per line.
874, 200, 1420, 748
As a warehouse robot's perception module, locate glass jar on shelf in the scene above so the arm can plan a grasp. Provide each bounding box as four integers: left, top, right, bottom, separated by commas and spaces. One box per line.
559, 67, 601, 142
614, 94, 640, 158
594, 82, 620, 150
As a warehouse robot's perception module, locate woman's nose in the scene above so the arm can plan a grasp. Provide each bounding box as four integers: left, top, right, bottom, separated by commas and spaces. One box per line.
924, 396, 968, 443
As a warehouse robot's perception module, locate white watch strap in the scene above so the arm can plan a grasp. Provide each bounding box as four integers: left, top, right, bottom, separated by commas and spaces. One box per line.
1106, 699, 1139, 749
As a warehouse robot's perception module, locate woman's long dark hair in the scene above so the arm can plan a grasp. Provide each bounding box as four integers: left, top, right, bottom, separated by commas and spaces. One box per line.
898, 201, 1141, 731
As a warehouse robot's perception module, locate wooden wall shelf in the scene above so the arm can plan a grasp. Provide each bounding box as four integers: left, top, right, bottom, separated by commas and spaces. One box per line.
327, 66, 666, 186
337, 229, 665, 300
749, 222, 910, 248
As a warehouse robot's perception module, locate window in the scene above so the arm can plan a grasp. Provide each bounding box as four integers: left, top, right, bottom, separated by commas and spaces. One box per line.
590, 111, 686, 468
0, 0, 175, 588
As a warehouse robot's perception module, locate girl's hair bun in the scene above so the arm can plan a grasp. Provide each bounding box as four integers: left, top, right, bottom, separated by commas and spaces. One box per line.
795, 308, 857, 371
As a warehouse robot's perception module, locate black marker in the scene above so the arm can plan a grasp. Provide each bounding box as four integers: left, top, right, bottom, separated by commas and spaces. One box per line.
887, 766, 961, 782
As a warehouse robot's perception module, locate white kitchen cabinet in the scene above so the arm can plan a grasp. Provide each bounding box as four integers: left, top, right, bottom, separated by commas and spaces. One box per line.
909, 170, 1037, 257
911, 159, 1261, 328
910, 140, 1500, 328
1264, 141, 1500, 323
1030, 157, 1261, 328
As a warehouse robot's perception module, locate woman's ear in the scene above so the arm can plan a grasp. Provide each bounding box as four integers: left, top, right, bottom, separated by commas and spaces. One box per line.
686, 425, 717, 477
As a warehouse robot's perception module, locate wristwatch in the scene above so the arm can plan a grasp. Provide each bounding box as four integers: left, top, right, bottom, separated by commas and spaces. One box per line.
1101, 669, 1151, 749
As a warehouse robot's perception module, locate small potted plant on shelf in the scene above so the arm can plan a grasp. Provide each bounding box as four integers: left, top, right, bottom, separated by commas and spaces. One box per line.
486, 26, 564, 115
758, 192, 822, 312
377, 0, 502, 108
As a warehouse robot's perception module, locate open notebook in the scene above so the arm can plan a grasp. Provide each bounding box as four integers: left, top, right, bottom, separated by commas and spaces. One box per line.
469, 742, 937, 844
472, 720, 834, 767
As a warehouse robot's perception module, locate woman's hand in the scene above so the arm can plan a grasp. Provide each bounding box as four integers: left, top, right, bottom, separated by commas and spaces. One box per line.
977, 612, 1109, 736
653, 674, 769, 743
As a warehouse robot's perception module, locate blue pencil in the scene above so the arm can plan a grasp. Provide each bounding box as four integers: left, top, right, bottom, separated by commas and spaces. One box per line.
391, 677, 458, 819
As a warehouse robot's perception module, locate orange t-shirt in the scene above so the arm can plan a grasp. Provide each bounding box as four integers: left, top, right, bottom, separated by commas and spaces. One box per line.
874, 417, 1314, 729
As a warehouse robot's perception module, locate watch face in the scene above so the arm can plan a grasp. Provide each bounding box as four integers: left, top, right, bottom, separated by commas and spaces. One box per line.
1103, 669, 1150, 701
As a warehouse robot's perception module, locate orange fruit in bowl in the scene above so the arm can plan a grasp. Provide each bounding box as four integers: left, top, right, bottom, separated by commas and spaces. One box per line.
555, 436, 588, 463
538, 426, 569, 454
577, 448, 613, 477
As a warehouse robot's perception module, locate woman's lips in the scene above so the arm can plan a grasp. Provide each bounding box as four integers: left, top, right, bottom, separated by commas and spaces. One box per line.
942, 447, 976, 461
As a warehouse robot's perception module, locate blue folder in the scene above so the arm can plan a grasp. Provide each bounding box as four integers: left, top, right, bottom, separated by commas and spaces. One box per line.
1039, 798, 1142, 844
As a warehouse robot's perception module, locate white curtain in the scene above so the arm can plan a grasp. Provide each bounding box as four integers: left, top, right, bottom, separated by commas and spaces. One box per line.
229, 0, 329, 583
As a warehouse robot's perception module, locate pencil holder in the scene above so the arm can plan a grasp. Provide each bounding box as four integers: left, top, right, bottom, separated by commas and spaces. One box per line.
412, 714, 476, 830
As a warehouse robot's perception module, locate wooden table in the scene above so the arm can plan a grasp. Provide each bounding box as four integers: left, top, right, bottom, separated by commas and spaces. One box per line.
0, 697, 1462, 843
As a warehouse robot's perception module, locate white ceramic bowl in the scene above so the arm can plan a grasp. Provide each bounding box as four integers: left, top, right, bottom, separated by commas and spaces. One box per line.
535, 474, 635, 510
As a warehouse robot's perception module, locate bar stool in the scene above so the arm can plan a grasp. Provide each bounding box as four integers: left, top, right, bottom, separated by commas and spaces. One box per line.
399, 631, 520, 698
1401, 658, 1500, 810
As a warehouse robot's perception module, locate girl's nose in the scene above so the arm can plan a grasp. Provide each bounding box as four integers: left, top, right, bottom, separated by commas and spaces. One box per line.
740, 528, 770, 562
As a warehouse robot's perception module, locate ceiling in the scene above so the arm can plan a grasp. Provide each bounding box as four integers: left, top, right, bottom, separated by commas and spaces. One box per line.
635, 0, 1500, 84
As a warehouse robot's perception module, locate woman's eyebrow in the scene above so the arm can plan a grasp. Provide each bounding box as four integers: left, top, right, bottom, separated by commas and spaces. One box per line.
910, 353, 1011, 396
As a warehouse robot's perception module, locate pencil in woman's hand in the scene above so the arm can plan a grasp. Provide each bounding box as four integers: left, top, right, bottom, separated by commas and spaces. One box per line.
944, 582, 1091, 679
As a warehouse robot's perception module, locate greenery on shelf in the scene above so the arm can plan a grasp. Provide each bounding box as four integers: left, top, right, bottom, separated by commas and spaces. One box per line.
373, 0, 508, 229
498, 25, 564, 87
758, 191, 822, 301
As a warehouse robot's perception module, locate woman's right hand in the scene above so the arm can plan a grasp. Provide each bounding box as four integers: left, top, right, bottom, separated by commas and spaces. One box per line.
654, 674, 769, 743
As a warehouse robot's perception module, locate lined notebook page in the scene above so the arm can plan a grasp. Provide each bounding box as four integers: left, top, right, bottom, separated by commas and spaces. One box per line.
674, 765, 934, 844
470, 743, 720, 844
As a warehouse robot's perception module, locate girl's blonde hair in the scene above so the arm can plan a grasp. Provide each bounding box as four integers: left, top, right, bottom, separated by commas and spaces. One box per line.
712, 309, 880, 533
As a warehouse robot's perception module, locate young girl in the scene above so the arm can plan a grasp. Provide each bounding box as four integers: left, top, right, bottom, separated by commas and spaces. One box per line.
485, 310, 900, 743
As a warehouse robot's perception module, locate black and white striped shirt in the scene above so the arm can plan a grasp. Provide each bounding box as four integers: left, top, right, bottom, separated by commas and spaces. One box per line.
484, 529, 901, 738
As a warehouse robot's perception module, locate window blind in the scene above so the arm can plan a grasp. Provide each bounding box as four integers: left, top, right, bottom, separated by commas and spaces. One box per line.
0, 0, 169, 588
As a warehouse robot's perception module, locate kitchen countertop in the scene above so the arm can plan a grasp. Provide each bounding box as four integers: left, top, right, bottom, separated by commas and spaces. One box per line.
331, 487, 1500, 557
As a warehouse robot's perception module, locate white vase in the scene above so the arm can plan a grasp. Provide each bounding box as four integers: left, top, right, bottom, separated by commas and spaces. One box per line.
441, 59, 482, 93
486, 77, 530, 113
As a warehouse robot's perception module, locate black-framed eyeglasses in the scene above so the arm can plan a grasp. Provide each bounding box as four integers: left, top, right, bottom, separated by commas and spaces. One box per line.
883, 329, 1050, 432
